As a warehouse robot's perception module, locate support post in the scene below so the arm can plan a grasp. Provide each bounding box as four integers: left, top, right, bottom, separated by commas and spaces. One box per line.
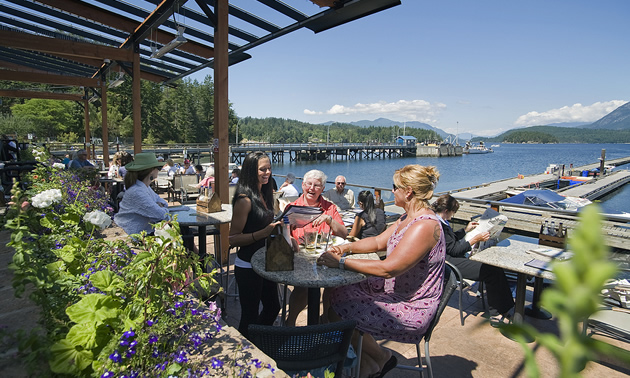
215, 0, 230, 263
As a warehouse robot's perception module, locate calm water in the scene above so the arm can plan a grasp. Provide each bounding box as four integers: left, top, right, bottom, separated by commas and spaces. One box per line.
267, 143, 630, 214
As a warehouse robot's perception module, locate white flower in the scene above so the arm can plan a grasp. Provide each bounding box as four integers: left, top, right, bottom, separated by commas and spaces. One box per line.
83, 210, 112, 230
53, 162, 66, 170
154, 224, 179, 246
31, 189, 63, 208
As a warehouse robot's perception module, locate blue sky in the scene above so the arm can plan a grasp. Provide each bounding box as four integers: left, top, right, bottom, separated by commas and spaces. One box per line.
193, 1, 629, 136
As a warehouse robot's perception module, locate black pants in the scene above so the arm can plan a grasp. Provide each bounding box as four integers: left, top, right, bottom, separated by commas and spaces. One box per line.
234, 266, 281, 339
447, 256, 515, 315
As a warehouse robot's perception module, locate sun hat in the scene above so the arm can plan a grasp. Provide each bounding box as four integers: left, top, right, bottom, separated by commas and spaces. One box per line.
124, 153, 164, 172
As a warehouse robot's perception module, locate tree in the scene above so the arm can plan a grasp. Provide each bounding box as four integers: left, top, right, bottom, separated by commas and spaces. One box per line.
11, 99, 82, 139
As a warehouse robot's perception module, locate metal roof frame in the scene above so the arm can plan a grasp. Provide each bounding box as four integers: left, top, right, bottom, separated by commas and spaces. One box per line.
0, 0, 401, 88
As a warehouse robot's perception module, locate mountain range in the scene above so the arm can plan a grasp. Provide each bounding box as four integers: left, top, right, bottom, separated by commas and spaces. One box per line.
321, 101, 630, 140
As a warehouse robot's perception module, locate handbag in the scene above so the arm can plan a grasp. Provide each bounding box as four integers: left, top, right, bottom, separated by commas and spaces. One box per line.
265, 225, 294, 271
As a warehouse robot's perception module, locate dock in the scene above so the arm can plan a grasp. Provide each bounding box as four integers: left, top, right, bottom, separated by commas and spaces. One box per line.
451, 156, 630, 201
443, 155, 630, 251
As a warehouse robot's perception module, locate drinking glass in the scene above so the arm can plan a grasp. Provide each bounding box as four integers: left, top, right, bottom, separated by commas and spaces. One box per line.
304, 229, 318, 250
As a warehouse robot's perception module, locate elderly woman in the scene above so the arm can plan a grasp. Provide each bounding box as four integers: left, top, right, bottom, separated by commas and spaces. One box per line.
317, 165, 445, 378
285, 169, 348, 326
229, 152, 282, 339
114, 153, 168, 235
432, 194, 514, 323
349, 190, 386, 240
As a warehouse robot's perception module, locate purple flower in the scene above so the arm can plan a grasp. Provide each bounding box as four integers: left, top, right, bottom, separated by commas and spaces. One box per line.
146, 319, 155, 327
174, 350, 188, 363
175, 301, 184, 309
175, 291, 184, 296
211, 357, 223, 369
119, 339, 130, 347
148, 335, 158, 344
250, 359, 263, 369
190, 308, 198, 316
123, 328, 135, 339
101, 372, 114, 378
129, 340, 137, 348
109, 350, 122, 363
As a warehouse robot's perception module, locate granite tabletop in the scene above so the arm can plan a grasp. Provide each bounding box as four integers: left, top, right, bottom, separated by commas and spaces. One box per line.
168, 203, 233, 226
251, 247, 379, 288
470, 236, 567, 280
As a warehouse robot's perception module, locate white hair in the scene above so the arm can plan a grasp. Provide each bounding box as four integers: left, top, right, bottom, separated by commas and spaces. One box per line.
303, 169, 327, 186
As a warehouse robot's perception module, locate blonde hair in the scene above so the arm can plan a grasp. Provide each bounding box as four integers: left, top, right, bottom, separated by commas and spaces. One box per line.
393, 165, 440, 208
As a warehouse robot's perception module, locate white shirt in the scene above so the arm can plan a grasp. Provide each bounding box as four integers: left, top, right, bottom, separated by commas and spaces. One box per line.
279, 183, 299, 197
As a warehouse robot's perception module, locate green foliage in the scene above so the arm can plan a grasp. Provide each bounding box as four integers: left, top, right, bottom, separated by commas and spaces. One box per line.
11, 99, 82, 139
477, 125, 630, 143
4, 146, 275, 377
499, 205, 630, 377
237, 116, 442, 144
503, 130, 558, 144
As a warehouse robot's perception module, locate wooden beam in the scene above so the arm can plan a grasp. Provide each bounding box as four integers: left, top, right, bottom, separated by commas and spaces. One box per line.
0, 71, 102, 87
214, 0, 230, 261
37, 0, 214, 59
0, 90, 83, 101
0, 30, 134, 62
84, 98, 91, 159
101, 85, 110, 167
132, 48, 142, 154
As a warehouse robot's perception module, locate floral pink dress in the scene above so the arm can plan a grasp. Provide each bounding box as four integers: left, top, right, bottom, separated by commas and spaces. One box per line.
330, 214, 445, 343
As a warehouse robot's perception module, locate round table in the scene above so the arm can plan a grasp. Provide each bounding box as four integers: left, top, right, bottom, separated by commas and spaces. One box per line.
251, 248, 379, 325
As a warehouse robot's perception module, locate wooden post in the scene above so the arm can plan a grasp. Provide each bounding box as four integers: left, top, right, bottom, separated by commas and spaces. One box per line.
101, 85, 110, 167
214, 0, 230, 263
84, 98, 91, 159
599, 149, 606, 176
132, 47, 142, 154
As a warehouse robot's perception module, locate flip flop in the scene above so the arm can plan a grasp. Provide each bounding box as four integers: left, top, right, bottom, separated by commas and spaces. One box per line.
377, 355, 397, 378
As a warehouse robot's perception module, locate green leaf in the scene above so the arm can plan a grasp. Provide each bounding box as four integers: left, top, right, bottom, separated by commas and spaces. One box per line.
133, 252, 152, 263
90, 270, 123, 293
165, 362, 182, 375
66, 294, 120, 325
61, 212, 81, 225
66, 323, 98, 349
53, 245, 76, 263
49, 339, 93, 374
40, 213, 57, 229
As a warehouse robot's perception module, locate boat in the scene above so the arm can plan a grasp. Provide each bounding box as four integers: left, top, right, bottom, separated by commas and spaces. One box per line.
491, 144, 500, 148
463, 141, 493, 154
500, 189, 591, 211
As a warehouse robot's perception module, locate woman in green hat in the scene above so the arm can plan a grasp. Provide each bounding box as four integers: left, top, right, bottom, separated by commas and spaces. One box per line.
114, 153, 169, 235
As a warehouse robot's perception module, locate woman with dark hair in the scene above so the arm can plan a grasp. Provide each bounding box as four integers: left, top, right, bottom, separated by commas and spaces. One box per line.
229, 152, 281, 339
349, 190, 386, 239
432, 194, 514, 323
114, 153, 168, 235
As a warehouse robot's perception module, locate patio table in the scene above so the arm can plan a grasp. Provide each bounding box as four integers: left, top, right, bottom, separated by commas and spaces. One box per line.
469, 235, 565, 324
251, 247, 379, 325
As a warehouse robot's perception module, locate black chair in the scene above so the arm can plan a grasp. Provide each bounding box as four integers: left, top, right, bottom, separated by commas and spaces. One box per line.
355, 263, 458, 378
248, 319, 356, 377
445, 260, 486, 326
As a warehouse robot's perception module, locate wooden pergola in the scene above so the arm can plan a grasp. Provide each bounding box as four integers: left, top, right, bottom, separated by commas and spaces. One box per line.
0, 0, 401, 257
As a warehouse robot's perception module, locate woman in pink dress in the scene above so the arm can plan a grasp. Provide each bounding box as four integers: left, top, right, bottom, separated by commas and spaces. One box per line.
317, 165, 445, 378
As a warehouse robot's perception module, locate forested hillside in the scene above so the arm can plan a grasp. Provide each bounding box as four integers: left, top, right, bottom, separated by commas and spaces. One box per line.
475, 125, 630, 143
237, 117, 442, 144
1, 77, 441, 145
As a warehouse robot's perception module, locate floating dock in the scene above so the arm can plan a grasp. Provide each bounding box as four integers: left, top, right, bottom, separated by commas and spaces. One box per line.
446, 155, 630, 251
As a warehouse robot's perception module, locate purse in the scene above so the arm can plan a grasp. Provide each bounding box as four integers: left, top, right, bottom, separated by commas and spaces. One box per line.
265, 225, 294, 271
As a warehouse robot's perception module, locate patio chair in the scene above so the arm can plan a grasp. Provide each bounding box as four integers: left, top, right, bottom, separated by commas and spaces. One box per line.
354, 263, 458, 378
169, 174, 200, 203
585, 306, 630, 343
248, 319, 356, 378
154, 171, 171, 194
445, 260, 486, 326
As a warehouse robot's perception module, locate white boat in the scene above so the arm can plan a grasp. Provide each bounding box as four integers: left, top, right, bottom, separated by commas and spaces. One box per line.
491, 144, 500, 148
464, 141, 493, 154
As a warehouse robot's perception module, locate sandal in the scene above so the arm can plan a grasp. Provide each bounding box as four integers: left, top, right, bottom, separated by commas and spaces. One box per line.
377, 355, 397, 378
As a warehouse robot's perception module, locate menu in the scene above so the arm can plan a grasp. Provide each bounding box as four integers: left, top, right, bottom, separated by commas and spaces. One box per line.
275, 204, 323, 228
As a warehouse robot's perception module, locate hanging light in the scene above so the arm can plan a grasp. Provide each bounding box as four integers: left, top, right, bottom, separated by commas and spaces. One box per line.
109, 72, 125, 88
150, 26, 187, 59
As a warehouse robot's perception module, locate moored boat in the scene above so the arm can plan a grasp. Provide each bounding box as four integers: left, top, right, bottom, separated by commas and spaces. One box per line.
464, 141, 493, 154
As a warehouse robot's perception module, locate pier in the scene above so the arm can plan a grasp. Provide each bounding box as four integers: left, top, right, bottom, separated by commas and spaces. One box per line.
444, 155, 630, 251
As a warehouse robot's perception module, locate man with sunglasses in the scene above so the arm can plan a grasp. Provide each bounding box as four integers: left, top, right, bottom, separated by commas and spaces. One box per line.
323, 175, 355, 211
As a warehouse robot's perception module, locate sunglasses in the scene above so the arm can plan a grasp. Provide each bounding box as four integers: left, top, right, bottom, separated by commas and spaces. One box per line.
392, 184, 399, 191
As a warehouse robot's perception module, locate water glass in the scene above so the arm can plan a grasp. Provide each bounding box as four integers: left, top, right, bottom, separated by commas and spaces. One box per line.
304, 229, 318, 250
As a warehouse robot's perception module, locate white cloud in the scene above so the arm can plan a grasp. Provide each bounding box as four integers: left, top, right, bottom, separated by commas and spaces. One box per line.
304, 99, 446, 123
514, 100, 627, 126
